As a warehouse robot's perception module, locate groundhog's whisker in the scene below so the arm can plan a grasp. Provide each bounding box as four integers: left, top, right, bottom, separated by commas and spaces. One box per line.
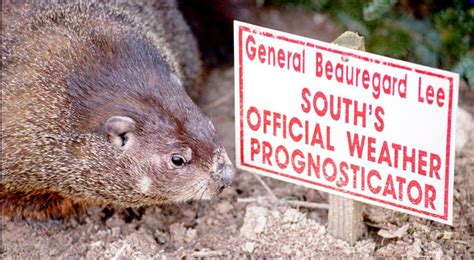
191, 181, 208, 201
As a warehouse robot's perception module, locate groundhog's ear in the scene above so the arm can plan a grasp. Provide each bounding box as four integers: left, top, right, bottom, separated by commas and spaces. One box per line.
105, 116, 136, 150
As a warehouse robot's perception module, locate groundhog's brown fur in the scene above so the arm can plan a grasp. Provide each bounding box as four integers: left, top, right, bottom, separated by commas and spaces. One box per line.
1, 0, 234, 220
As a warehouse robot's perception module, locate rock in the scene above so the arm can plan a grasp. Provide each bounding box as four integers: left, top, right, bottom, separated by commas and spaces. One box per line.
181, 209, 196, 218
154, 229, 169, 245
413, 239, 423, 256
243, 241, 255, 253
282, 208, 302, 223
184, 228, 197, 245
125, 229, 159, 253
433, 247, 444, 260
442, 231, 454, 240
169, 223, 187, 247
377, 224, 410, 239
97, 229, 160, 259
216, 201, 233, 215
240, 206, 268, 240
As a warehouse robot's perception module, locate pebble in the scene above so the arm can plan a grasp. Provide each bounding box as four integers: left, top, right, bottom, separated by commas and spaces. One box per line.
240, 206, 268, 240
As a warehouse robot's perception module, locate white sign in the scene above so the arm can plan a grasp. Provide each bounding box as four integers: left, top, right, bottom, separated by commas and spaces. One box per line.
234, 21, 459, 224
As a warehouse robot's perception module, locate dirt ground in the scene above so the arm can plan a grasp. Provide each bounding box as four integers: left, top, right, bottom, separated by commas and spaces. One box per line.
1, 8, 473, 259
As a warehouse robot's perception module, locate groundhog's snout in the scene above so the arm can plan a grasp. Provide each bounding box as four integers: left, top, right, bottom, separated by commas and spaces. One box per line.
213, 151, 235, 192
216, 163, 234, 191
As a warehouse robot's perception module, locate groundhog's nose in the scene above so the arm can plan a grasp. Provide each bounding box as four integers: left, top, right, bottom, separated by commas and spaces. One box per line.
216, 163, 235, 191
213, 150, 235, 191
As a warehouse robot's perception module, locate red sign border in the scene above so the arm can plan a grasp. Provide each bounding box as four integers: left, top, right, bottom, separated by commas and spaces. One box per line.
237, 25, 454, 221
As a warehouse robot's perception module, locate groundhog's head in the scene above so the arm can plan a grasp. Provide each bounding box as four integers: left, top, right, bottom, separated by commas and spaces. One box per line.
96, 73, 234, 207
68, 29, 234, 207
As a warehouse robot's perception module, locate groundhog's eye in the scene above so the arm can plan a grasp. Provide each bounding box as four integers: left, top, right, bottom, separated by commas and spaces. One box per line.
171, 154, 186, 168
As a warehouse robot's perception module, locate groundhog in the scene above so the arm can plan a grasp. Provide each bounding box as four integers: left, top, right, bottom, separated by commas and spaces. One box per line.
1, 0, 234, 220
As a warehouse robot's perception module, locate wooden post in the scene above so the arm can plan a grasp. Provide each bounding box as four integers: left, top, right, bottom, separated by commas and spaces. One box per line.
328, 31, 366, 246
